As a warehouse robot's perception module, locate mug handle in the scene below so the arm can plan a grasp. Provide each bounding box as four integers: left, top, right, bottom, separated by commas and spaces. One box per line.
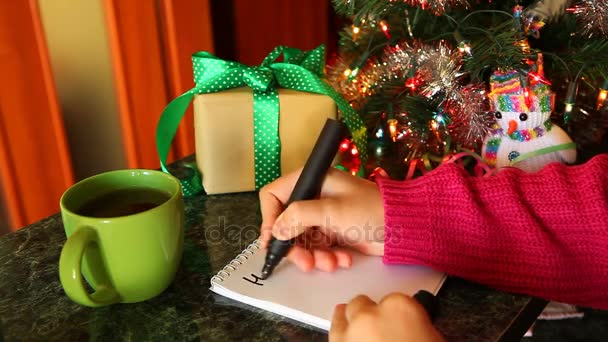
59, 227, 120, 307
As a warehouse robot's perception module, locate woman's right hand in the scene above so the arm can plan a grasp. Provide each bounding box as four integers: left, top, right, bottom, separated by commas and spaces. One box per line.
259, 168, 385, 272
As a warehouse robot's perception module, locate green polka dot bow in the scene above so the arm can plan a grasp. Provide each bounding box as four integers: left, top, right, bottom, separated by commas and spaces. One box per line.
156, 45, 367, 196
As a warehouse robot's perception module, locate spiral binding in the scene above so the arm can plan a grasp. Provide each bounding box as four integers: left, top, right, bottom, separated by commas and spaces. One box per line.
211, 239, 261, 283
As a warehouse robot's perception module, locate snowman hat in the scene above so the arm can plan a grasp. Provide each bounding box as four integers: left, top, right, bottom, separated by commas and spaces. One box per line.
488, 58, 554, 114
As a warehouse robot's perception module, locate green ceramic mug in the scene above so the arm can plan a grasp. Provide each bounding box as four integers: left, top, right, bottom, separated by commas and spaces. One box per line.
59, 169, 184, 307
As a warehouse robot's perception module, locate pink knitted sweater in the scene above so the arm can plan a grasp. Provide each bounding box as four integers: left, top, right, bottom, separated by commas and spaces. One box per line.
377, 154, 608, 309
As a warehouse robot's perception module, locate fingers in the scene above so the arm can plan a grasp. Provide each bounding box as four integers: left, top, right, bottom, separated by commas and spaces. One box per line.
379, 292, 419, 311
333, 248, 353, 268
345, 295, 376, 322
312, 249, 338, 272
342, 294, 427, 324
259, 168, 303, 205
286, 246, 314, 272
259, 191, 283, 248
273, 198, 338, 240
329, 304, 348, 342
379, 293, 430, 323
259, 228, 272, 249
310, 248, 352, 271
286, 246, 352, 272
259, 169, 303, 248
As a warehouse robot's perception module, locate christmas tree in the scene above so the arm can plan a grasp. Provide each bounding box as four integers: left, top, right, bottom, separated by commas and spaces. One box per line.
329, 0, 608, 179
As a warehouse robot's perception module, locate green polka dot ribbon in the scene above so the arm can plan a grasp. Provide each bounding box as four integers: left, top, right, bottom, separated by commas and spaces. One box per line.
156, 45, 367, 196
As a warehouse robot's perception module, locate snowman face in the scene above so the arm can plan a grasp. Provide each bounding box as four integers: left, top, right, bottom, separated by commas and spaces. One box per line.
492, 110, 550, 135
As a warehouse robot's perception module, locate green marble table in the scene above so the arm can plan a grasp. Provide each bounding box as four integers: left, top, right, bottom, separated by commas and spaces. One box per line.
8, 158, 601, 342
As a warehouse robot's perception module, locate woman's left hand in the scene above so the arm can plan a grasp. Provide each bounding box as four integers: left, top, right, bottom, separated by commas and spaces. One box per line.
329, 293, 445, 342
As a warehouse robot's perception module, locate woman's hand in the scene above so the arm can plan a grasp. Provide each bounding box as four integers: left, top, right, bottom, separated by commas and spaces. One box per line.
259, 168, 385, 272
330, 293, 445, 342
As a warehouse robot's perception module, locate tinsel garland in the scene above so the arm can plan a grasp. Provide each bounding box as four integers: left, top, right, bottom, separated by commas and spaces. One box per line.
329, 40, 492, 153
569, 0, 608, 38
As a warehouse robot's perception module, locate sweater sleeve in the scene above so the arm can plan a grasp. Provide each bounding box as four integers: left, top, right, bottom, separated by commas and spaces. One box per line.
377, 154, 608, 310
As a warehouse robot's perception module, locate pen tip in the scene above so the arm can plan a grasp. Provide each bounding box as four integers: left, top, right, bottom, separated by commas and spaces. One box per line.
260, 264, 272, 280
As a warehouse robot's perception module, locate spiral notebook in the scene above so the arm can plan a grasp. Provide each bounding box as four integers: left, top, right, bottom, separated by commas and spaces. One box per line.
210, 240, 446, 331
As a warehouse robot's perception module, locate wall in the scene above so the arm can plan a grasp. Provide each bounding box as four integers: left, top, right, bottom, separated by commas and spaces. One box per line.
38, 0, 126, 181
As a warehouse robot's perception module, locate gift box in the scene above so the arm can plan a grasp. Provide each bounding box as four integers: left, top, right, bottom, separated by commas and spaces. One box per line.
156, 45, 367, 197
194, 88, 337, 194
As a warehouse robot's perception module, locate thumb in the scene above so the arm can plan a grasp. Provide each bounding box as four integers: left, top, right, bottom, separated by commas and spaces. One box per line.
272, 198, 337, 240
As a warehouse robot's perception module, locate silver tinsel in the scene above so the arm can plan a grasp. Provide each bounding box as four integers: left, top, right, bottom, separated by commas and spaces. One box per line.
416, 42, 462, 99
329, 40, 463, 110
445, 84, 493, 146
569, 0, 608, 38
327, 42, 419, 108
384, 42, 417, 76
329, 38, 490, 153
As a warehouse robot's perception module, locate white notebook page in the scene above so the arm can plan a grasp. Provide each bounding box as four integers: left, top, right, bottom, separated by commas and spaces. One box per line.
210, 240, 446, 331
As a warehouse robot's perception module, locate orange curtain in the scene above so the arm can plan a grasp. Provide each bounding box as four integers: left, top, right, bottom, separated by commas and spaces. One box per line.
0, 0, 74, 230
103, 0, 214, 169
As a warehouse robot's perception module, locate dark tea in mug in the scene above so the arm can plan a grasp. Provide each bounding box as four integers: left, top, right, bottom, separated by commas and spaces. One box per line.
75, 188, 171, 218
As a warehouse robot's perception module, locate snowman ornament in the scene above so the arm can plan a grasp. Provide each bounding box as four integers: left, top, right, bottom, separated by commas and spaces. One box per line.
482, 68, 576, 173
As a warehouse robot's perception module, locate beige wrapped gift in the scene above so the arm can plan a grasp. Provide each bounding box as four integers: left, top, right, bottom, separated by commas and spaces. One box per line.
194, 87, 337, 194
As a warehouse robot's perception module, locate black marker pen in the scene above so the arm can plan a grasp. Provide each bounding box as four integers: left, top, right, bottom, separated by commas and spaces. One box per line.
260, 118, 346, 280
413, 290, 439, 321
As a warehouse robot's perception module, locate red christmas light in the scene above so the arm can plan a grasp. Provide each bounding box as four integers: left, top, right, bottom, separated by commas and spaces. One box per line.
405, 77, 420, 92
528, 71, 551, 85
339, 139, 350, 152
379, 20, 390, 39
523, 86, 533, 108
